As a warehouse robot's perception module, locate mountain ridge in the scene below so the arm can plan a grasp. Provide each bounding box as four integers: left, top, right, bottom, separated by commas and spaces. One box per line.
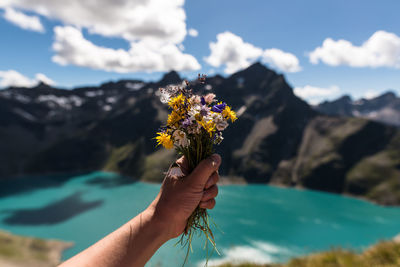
316, 90, 400, 127
1, 63, 399, 205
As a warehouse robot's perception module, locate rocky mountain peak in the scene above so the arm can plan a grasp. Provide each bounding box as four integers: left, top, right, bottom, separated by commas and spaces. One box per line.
158, 70, 181, 86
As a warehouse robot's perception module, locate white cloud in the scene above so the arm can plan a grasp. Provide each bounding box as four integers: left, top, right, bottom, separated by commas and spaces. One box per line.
188, 28, 198, 37
0, 70, 55, 88
52, 26, 200, 73
0, 0, 203, 73
178, 43, 185, 51
263, 48, 301, 72
0, 0, 186, 43
205, 32, 263, 74
309, 31, 400, 68
35, 73, 56, 86
293, 85, 340, 105
3, 7, 44, 32
205, 32, 301, 74
363, 90, 380, 99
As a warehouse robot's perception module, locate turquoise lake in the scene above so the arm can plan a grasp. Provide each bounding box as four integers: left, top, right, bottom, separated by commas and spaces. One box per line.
1, 171, 400, 266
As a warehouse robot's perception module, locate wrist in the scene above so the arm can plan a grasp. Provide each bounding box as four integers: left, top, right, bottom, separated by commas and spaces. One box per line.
142, 204, 174, 242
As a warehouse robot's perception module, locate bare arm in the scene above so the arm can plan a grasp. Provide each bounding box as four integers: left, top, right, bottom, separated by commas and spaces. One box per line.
59, 154, 221, 267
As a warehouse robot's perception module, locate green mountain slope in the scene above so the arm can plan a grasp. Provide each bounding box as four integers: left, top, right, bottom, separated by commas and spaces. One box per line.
1, 63, 399, 205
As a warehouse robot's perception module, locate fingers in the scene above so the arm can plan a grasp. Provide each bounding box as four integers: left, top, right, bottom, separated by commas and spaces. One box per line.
175, 156, 190, 176
199, 198, 216, 209
201, 185, 218, 202
205, 171, 219, 189
186, 154, 221, 187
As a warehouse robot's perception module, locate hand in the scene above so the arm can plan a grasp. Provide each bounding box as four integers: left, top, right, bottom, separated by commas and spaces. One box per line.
147, 154, 221, 239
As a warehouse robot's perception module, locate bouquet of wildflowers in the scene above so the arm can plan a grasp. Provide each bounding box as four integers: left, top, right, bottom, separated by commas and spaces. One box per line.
155, 75, 236, 263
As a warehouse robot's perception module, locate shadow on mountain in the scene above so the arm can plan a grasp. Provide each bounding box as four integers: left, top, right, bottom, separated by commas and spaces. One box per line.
0, 172, 91, 198
2, 192, 103, 225
85, 174, 136, 188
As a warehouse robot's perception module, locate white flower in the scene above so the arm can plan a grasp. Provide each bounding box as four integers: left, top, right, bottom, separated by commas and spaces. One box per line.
216, 120, 228, 131
190, 95, 201, 105
158, 88, 171, 104
204, 93, 216, 104
212, 113, 229, 131
173, 130, 189, 147
188, 104, 201, 118
214, 132, 224, 144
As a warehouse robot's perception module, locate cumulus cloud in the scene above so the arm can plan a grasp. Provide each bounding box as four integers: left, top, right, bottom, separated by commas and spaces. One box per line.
293, 85, 340, 105
188, 28, 198, 37
52, 26, 200, 73
2, 7, 44, 32
0, 0, 186, 43
309, 31, 400, 68
0, 0, 203, 73
263, 49, 301, 72
205, 32, 263, 74
0, 70, 55, 88
205, 32, 301, 74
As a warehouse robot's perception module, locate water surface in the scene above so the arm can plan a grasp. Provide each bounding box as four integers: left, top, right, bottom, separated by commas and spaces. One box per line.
1, 172, 400, 266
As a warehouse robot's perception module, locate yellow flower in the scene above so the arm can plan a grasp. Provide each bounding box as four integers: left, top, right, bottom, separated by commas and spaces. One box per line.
199, 120, 216, 137
167, 111, 182, 127
168, 93, 186, 110
155, 132, 174, 149
222, 106, 237, 122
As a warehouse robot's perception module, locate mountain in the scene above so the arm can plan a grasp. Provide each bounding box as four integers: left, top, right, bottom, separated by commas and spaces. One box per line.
316, 91, 400, 127
1, 63, 399, 205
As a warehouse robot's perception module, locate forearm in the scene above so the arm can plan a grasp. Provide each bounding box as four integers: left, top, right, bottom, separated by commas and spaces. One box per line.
60, 205, 170, 267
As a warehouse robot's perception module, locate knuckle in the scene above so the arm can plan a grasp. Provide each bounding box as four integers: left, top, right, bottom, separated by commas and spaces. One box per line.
210, 199, 216, 209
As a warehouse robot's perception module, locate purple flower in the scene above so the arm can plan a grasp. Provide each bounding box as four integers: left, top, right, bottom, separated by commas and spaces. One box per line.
200, 106, 209, 116
211, 102, 227, 113
181, 118, 192, 128
201, 96, 206, 106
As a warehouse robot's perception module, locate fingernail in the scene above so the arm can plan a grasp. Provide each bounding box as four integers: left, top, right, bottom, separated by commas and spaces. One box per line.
210, 154, 220, 165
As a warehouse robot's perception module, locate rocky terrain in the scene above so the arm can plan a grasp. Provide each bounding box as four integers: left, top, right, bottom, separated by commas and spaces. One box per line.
216, 237, 400, 267
1, 62, 399, 205
316, 92, 400, 127
0, 230, 72, 267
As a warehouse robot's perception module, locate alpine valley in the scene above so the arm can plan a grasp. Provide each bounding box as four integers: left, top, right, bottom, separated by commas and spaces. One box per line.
1, 63, 399, 205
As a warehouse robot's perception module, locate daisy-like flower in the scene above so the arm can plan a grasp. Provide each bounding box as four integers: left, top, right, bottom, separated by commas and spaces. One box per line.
188, 104, 201, 118
154, 76, 237, 266
168, 93, 186, 110
212, 113, 229, 131
159, 90, 170, 104
167, 111, 182, 128
155, 132, 174, 149
173, 130, 189, 147
200, 105, 210, 117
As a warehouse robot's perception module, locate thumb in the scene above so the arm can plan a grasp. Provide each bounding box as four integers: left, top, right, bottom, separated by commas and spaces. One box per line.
185, 154, 221, 188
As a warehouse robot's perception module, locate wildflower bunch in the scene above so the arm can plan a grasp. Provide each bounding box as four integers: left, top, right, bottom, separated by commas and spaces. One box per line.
155, 76, 236, 264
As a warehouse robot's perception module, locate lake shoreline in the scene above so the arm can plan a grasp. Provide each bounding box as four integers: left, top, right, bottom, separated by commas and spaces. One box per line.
2, 172, 400, 266
2, 169, 398, 208
0, 230, 73, 267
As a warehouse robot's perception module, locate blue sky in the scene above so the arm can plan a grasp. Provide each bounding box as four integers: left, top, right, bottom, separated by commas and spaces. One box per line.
1, 0, 400, 104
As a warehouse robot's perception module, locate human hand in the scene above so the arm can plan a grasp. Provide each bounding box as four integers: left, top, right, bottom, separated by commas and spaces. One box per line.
147, 154, 221, 240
